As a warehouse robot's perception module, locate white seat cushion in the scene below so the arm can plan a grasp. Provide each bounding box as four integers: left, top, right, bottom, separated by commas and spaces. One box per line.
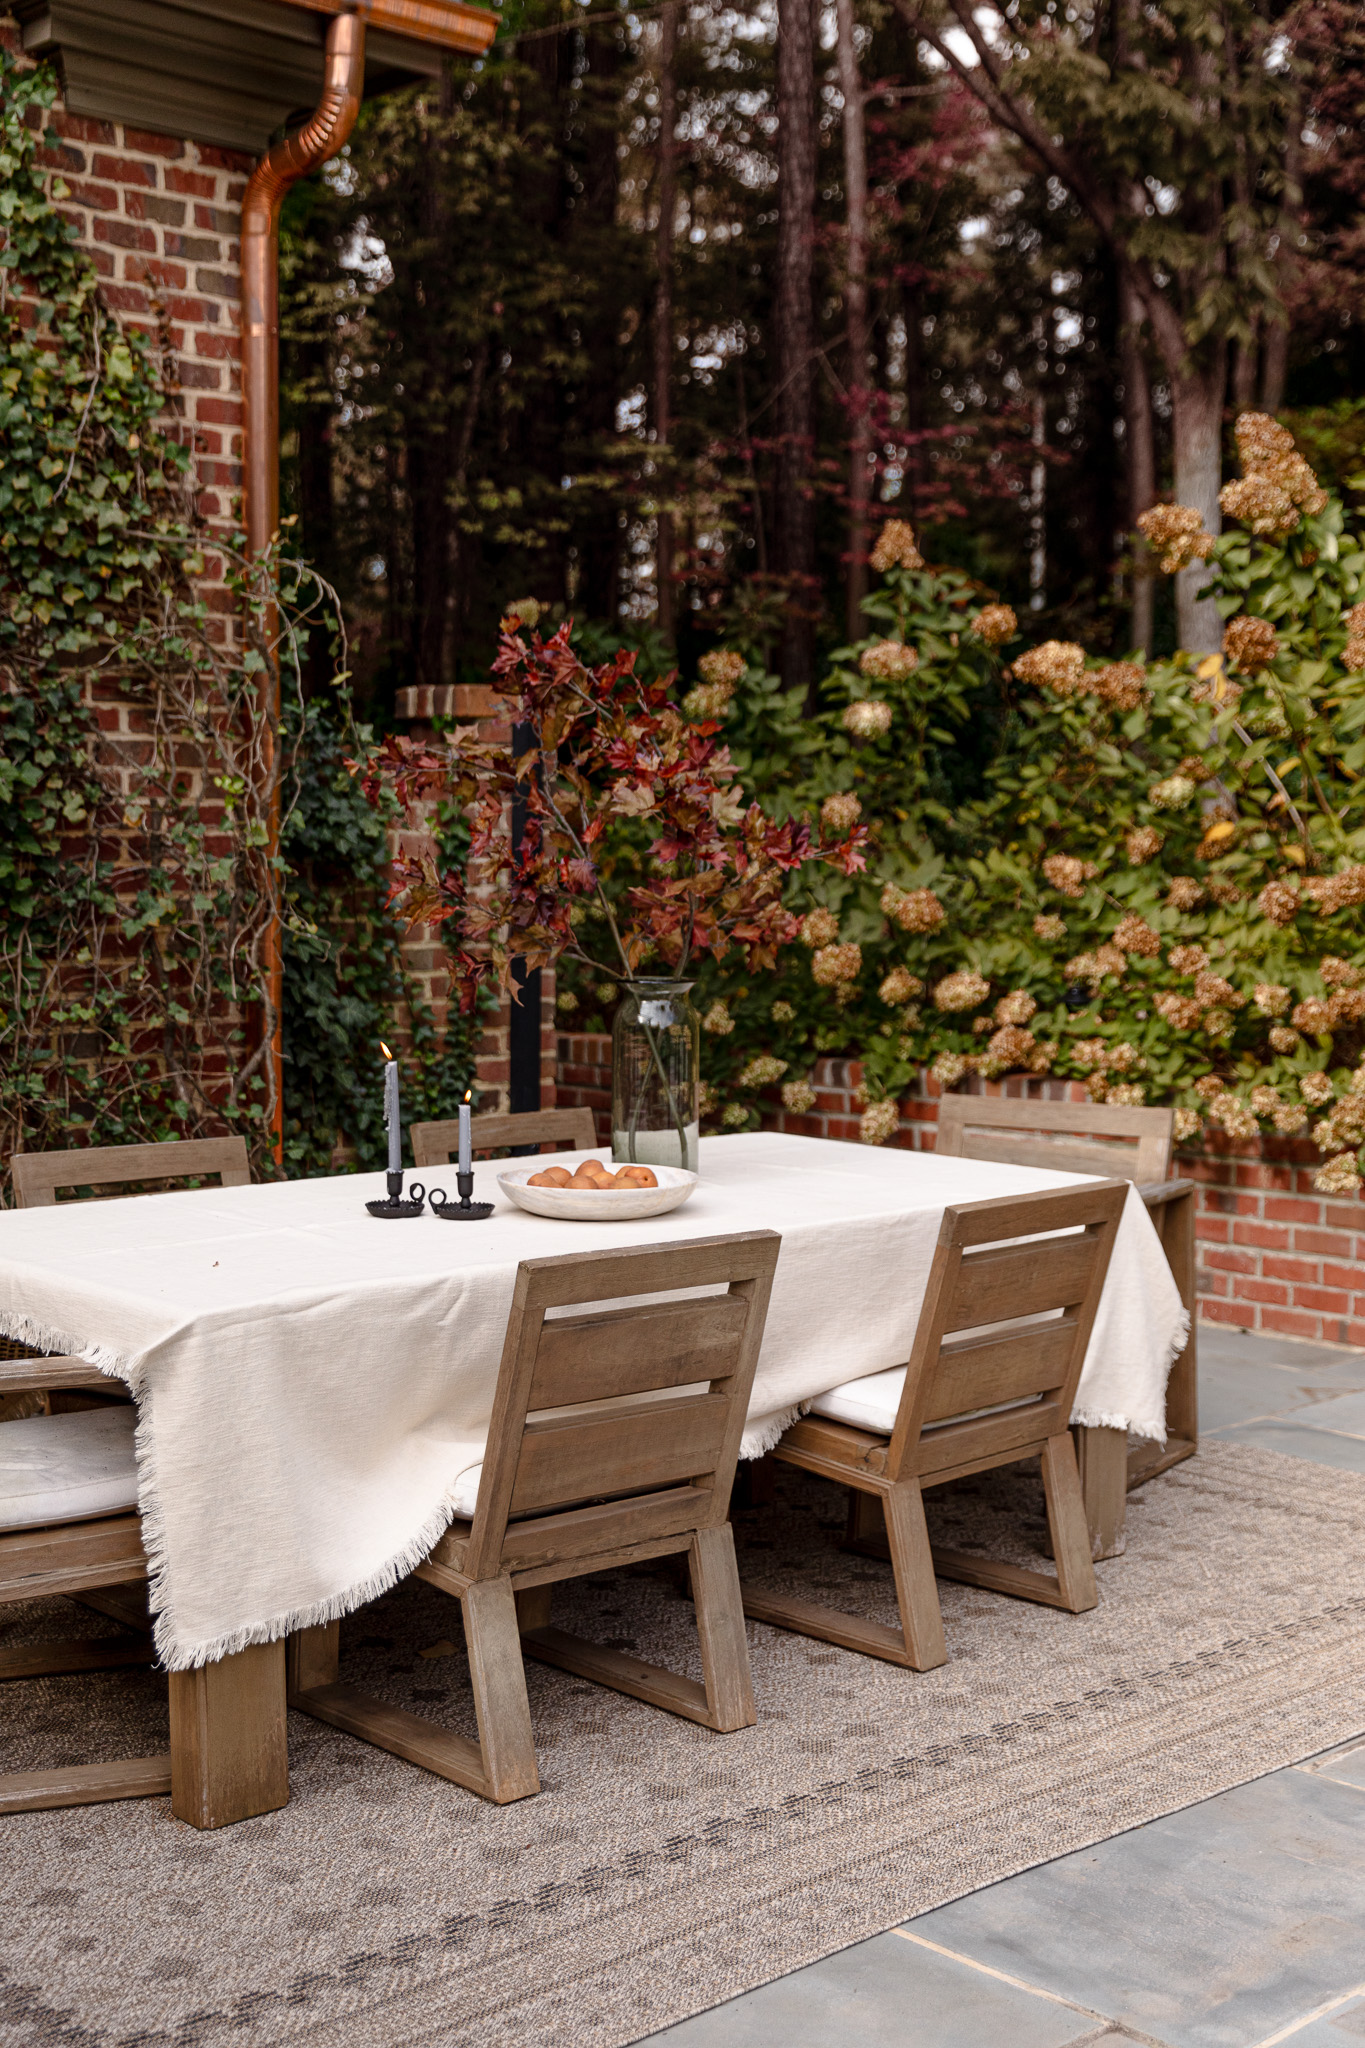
809, 1367, 905, 1436
0, 1406, 140, 1530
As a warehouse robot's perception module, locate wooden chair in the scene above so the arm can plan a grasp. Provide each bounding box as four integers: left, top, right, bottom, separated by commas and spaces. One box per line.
742, 1180, 1127, 1672
287, 1229, 780, 1804
934, 1094, 1198, 1551
0, 1352, 286, 1823
411, 1106, 597, 1169
10, 1135, 251, 1209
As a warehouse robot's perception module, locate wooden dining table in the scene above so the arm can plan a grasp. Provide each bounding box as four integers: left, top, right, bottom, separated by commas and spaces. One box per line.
0, 1132, 1190, 1825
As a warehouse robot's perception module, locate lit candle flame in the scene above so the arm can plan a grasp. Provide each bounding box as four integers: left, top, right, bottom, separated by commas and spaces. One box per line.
380, 1041, 393, 1061
464, 1088, 472, 1104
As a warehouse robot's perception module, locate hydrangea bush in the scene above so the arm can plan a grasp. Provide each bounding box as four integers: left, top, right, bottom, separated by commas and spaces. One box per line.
620, 427, 1365, 1191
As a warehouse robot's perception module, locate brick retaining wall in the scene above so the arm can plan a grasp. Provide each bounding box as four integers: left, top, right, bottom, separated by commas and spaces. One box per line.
555, 1032, 1365, 1350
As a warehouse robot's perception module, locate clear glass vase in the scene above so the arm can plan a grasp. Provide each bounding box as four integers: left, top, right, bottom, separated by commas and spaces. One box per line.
611, 978, 700, 1173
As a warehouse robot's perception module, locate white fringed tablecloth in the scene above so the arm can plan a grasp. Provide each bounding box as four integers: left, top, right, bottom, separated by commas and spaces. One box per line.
0, 1132, 1184, 1668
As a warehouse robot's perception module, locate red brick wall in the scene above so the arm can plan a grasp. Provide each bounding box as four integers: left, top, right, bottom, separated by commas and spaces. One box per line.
555, 1033, 1365, 1349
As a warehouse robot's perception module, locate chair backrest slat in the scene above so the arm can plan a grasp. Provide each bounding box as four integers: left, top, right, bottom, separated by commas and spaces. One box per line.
935, 1095, 1172, 1185
530, 1293, 751, 1409
464, 1229, 779, 1579
11, 1136, 251, 1209
411, 1107, 597, 1168
924, 1321, 1079, 1424
510, 1392, 732, 1515
887, 1179, 1126, 1477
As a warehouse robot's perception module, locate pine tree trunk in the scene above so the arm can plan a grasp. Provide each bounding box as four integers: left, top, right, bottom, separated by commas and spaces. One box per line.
1170, 352, 1226, 654
773, 0, 819, 707
1119, 274, 1155, 655
836, 0, 870, 639
654, 0, 678, 645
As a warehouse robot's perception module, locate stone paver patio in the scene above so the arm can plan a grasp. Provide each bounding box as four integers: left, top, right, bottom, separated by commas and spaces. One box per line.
646, 1325, 1365, 2047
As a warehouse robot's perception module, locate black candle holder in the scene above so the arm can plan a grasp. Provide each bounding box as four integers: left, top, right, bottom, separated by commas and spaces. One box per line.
429, 1170, 494, 1222
366, 1171, 427, 1219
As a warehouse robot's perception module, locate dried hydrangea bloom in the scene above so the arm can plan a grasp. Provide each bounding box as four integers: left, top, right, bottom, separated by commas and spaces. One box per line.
1250, 1084, 1282, 1115
1202, 1008, 1233, 1036
985, 1024, 1036, 1069
722, 1101, 750, 1128
1173, 1107, 1203, 1143
781, 1077, 817, 1114
1320, 956, 1363, 988
879, 967, 923, 1005
1210, 1092, 1258, 1140
698, 649, 746, 690
504, 597, 542, 627
870, 520, 923, 572
1033, 912, 1067, 942
771, 999, 795, 1023
1235, 412, 1297, 470
1041, 853, 1098, 897
1220, 473, 1299, 536
1223, 615, 1280, 673
1330, 988, 1365, 1026
1157, 992, 1202, 1030
1149, 774, 1197, 810
1253, 982, 1291, 1016
738, 1055, 788, 1089
697, 1082, 719, 1117
1168, 944, 1209, 976
1330, 1097, 1365, 1148
1315, 1153, 1362, 1196
1114, 913, 1161, 958
1194, 1073, 1225, 1102
1108, 1082, 1146, 1106
1092, 661, 1147, 711
1126, 827, 1164, 866
842, 697, 893, 739
1346, 637, 1365, 675
1137, 503, 1214, 574
1257, 879, 1302, 925
1068, 1037, 1108, 1071
1301, 1071, 1336, 1105
1206, 879, 1244, 906
556, 988, 579, 1013
1305, 866, 1365, 913
1293, 997, 1335, 1035
799, 907, 840, 947
933, 969, 990, 1011
1012, 640, 1087, 694
859, 640, 918, 683
820, 790, 863, 834
995, 990, 1037, 1026
1086, 1072, 1110, 1101
1168, 876, 1205, 910
702, 1000, 735, 1036
931, 1050, 970, 1085
811, 941, 862, 986
682, 681, 735, 722
1107, 1041, 1145, 1074
1194, 971, 1241, 1010
1269, 1023, 1301, 1053
971, 603, 1017, 646
1273, 1102, 1309, 1136
860, 1100, 902, 1146
1065, 947, 1126, 985
881, 883, 945, 933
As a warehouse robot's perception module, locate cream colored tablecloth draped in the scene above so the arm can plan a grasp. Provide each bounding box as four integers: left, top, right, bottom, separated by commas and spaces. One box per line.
0, 1132, 1184, 1669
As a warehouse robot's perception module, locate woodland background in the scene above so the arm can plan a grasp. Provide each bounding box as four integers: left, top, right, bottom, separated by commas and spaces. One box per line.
278, 0, 1365, 702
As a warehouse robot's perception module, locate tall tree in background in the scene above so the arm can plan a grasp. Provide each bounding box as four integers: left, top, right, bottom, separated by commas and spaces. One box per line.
773, 0, 820, 704
837, 0, 871, 637
653, 1, 679, 646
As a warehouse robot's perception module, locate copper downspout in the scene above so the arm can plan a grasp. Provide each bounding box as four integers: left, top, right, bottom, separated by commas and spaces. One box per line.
242, 7, 366, 1157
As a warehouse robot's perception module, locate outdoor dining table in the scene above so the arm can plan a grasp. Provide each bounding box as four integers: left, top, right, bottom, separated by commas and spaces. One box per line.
0, 1129, 1186, 1823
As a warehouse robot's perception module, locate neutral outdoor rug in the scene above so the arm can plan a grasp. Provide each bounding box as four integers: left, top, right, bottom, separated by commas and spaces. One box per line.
3, 1440, 1365, 2048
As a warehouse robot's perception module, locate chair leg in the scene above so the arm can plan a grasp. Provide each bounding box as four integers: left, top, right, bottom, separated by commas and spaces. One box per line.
1040, 1431, 1098, 1613
884, 1481, 948, 1671
515, 1584, 552, 1632
688, 1524, 755, 1732
462, 1576, 541, 1803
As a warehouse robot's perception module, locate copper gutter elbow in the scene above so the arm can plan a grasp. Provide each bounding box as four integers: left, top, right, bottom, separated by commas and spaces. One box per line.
241, 7, 366, 1155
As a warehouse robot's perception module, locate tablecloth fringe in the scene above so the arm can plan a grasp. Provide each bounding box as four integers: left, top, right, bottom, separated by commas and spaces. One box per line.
0, 1308, 127, 1377
739, 1404, 802, 1460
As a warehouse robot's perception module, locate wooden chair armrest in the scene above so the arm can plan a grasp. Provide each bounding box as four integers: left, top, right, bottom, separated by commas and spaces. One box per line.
1137, 1177, 1196, 1210
0, 1355, 118, 1395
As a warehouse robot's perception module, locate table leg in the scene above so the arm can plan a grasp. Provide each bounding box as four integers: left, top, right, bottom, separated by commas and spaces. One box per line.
1128, 1186, 1199, 1489
169, 1639, 288, 1829
1073, 1424, 1128, 1560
